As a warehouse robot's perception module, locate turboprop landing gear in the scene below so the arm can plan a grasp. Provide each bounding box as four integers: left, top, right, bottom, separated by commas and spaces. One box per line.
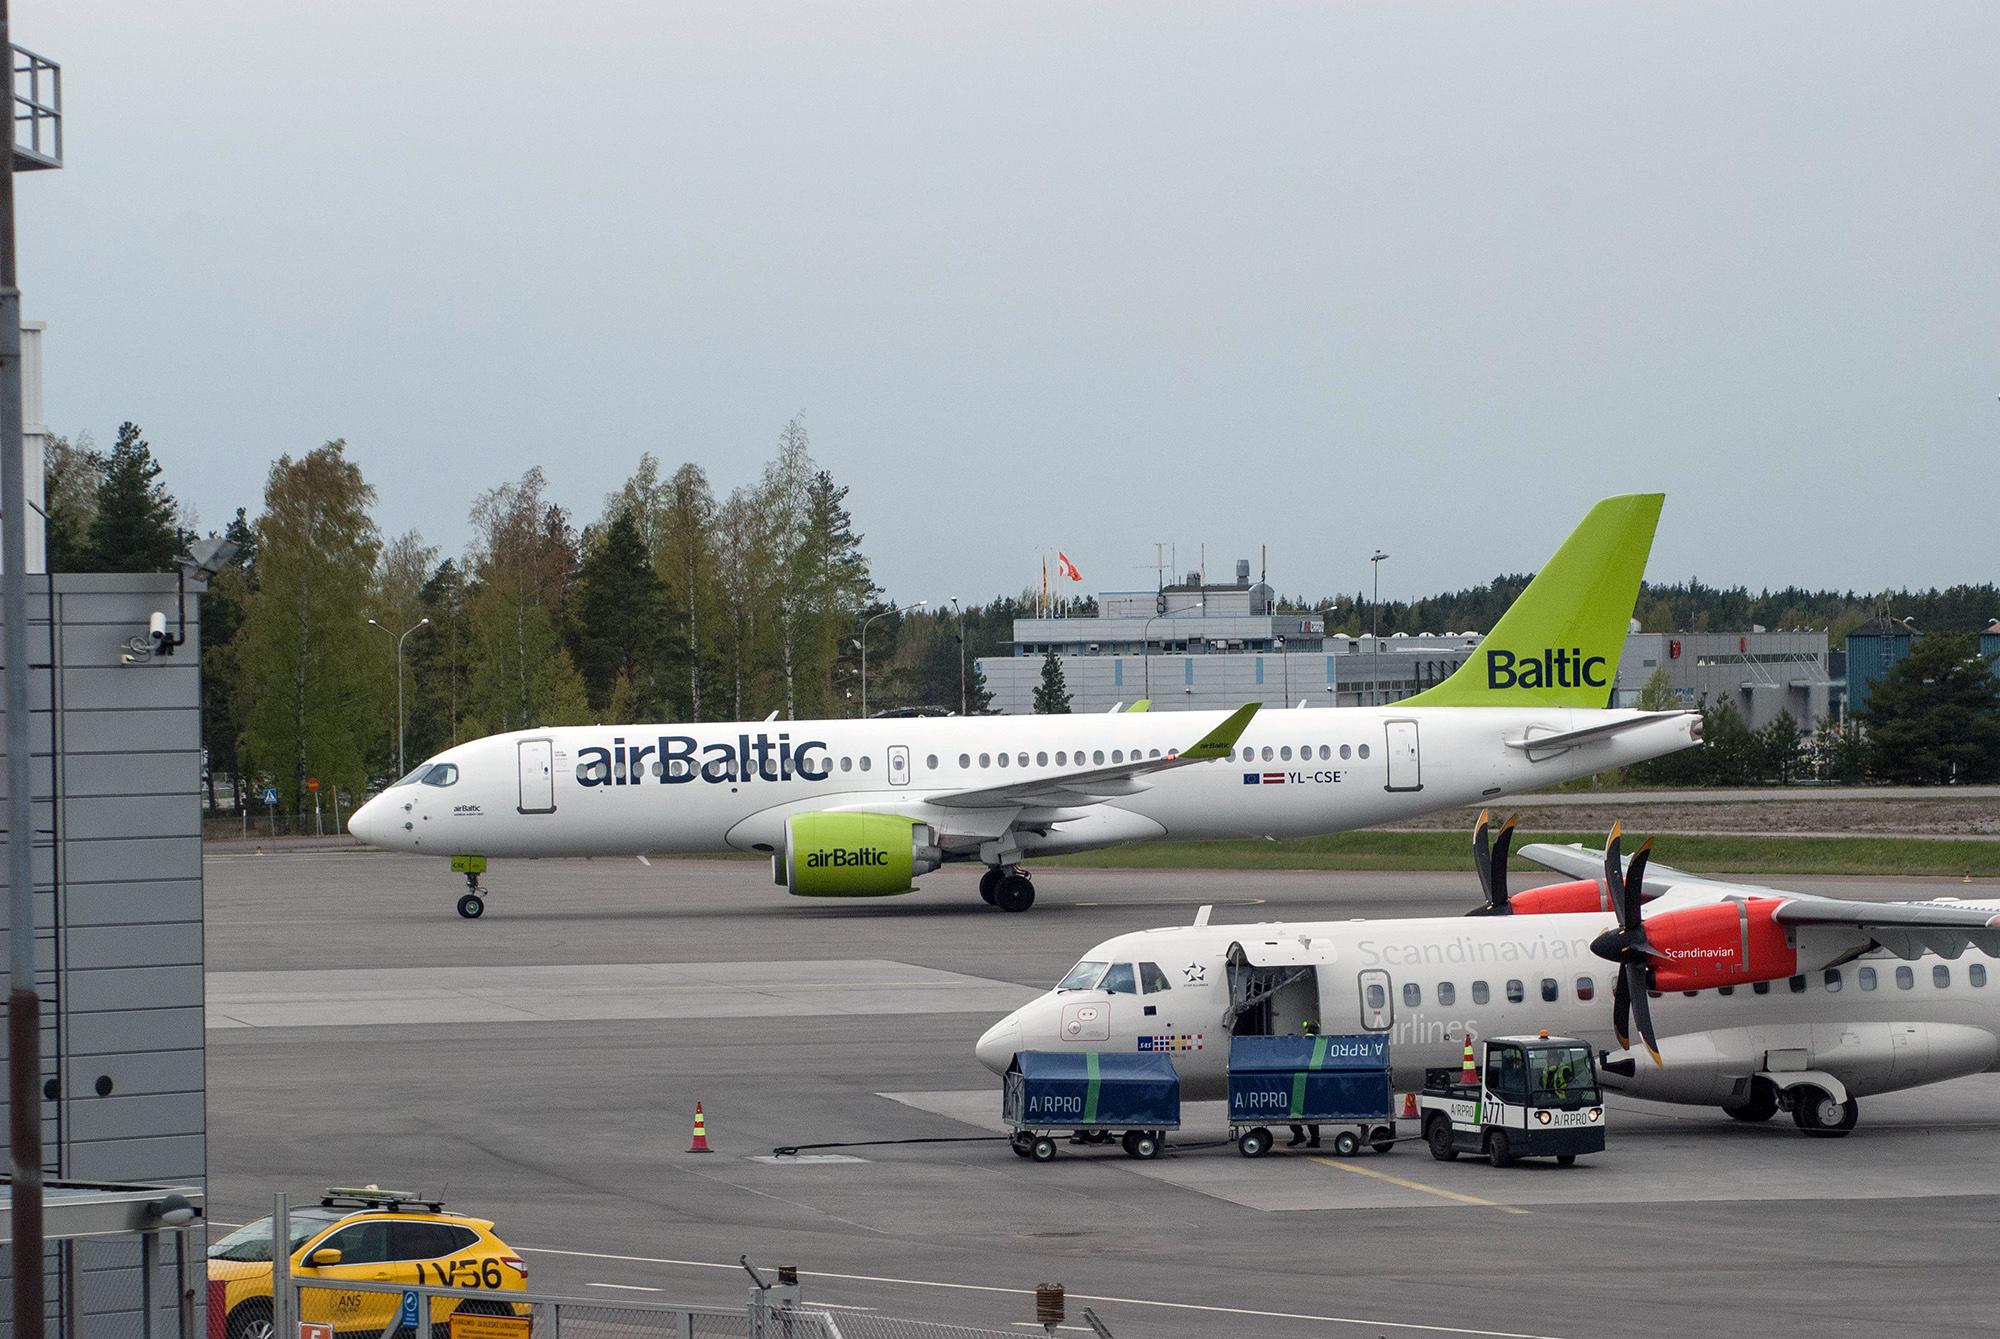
993, 870, 1036, 914
978, 866, 1003, 906
1791, 1086, 1858, 1138
456, 870, 485, 920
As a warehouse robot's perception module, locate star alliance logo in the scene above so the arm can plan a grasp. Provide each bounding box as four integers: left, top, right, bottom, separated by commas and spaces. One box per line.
1183, 963, 1207, 984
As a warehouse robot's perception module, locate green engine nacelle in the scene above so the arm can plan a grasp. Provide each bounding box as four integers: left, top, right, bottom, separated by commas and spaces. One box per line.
779, 812, 942, 897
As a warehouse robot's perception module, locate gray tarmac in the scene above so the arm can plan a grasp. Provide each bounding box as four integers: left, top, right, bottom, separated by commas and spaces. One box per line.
205, 850, 2000, 1338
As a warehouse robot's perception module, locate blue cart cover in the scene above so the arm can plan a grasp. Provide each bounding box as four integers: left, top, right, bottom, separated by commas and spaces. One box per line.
1226, 1034, 1392, 1124
1003, 1051, 1181, 1130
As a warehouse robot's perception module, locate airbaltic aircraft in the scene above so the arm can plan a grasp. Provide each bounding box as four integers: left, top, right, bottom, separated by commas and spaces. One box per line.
976, 817, 2000, 1136
349, 494, 1701, 917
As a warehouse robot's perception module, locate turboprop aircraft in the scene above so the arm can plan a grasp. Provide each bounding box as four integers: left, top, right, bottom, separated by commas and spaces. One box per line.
975, 816, 2000, 1137
348, 494, 1701, 918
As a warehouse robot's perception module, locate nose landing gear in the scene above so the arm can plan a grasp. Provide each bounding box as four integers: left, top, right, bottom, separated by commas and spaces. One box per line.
450, 855, 491, 919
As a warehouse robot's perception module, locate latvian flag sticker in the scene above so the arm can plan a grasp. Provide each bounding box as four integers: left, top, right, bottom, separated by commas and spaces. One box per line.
1243, 772, 1287, 785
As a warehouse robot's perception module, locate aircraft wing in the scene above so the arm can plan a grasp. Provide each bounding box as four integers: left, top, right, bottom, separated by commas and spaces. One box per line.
1771, 897, 2000, 958
923, 703, 1258, 809
1521, 840, 2000, 957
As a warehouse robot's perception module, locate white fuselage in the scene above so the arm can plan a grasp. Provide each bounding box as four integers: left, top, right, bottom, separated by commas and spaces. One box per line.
976, 913, 2000, 1108
348, 705, 1697, 863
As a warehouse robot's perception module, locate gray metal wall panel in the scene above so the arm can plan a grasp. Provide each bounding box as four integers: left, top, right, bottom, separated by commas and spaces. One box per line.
65, 1092, 204, 1143
65, 965, 204, 1013
58, 665, 202, 711
59, 708, 200, 754
64, 879, 201, 927
62, 1005, 204, 1057
64, 1134, 205, 1185
55, 753, 198, 798
64, 922, 202, 970
53, 1048, 201, 1098
63, 834, 202, 884
57, 794, 197, 841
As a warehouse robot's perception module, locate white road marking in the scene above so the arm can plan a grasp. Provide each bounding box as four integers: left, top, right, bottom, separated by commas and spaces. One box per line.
587, 1283, 662, 1293
517, 1245, 1570, 1337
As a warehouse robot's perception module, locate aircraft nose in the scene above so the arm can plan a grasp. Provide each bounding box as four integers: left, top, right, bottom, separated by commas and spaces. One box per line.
348, 796, 383, 846
975, 1015, 1023, 1075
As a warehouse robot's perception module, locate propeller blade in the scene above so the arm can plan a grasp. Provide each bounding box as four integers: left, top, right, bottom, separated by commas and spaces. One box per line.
1625, 838, 1654, 907
1612, 970, 1631, 1051
1602, 822, 1627, 927
1626, 964, 1663, 1068
1490, 813, 1517, 912
1472, 810, 1493, 904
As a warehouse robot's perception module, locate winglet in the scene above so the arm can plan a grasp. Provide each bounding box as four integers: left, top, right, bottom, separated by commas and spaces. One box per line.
1179, 703, 1259, 761
1126, 699, 1152, 713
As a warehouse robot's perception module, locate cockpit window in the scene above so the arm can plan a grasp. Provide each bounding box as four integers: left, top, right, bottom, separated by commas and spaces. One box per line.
419, 763, 459, 787
1099, 963, 1137, 995
1057, 960, 1108, 991
391, 762, 433, 787
1138, 962, 1172, 994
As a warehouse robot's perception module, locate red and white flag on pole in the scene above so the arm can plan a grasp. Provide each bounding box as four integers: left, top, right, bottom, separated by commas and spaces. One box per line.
1056, 552, 1082, 582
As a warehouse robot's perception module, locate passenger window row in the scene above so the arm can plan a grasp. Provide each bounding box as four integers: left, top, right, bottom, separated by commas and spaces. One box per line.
1384, 961, 1989, 1010
1397, 977, 1597, 1007
1227, 744, 1370, 763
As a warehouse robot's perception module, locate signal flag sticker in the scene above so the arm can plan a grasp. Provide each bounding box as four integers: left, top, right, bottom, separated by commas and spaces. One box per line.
1243, 773, 1288, 785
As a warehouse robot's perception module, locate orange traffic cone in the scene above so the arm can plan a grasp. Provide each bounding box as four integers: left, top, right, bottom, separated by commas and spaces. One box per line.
1460, 1036, 1479, 1088
687, 1102, 712, 1153
1400, 1091, 1418, 1119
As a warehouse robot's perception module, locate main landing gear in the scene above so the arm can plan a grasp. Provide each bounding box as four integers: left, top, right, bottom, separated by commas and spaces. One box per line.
457, 870, 485, 920
979, 865, 1036, 913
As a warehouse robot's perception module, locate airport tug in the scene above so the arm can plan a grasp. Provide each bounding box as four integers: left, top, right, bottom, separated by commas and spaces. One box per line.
1419, 1034, 1606, 1168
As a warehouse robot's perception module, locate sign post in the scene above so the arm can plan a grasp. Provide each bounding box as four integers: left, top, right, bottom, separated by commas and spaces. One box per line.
307, 776, 321, 836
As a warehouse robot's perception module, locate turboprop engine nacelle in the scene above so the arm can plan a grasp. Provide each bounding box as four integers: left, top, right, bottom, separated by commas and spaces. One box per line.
777, 812, 942, 897
1646, 898, 1797, 991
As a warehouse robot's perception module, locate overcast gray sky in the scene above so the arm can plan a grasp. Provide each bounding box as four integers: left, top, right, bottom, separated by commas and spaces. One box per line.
21, 2, 1999, 607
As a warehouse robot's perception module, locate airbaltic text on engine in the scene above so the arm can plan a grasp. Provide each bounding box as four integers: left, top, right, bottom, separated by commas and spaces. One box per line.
804, 847, 890, 869
575, 733, 829, 786
1485, 647, 1608, 690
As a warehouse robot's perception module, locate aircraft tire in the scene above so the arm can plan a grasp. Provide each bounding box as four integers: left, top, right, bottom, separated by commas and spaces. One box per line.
1426, 1117, 1458, 1162
978, 867, 1002, 905
1485, 1130, 1513, 1168
456, 894, 485, 920
1792, 1087, 1858, 1138
993, 873, 1035, 913
1723, 1078, 1780, 1123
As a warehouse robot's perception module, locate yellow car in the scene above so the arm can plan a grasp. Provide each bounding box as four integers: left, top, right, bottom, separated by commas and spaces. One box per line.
207, 1189, 528, 1339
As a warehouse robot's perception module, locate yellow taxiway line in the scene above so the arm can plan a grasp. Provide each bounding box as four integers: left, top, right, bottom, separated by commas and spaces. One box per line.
1310, 1155, 1532, 1214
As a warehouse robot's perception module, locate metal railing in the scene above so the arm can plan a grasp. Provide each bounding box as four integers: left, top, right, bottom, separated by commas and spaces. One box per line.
286, 1276, 822, 1338
12, 44, 60, 170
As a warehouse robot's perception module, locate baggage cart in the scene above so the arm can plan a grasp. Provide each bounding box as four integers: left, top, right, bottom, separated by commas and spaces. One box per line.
1002, 1051, 1180, 1163
1226, 1033, 1396, 1157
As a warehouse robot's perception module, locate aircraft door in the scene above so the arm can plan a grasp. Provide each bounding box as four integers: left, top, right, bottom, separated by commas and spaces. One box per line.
518, 738, 556, 814
1384, 720, 1421, 792
888, 745, 910, 787
1358, 968, 1394, 1030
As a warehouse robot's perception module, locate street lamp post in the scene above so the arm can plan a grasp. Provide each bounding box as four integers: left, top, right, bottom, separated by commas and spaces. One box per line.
1142, 600, 1201, 700
1370, 550, 1389, 706
950, 597, 965, 715
861, 602, 925, 718
367, 616, 430, 775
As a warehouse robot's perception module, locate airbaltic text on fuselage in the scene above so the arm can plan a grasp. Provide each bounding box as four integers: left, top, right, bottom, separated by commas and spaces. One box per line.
1486, 647, 1608, 690
576, 734, 831, 787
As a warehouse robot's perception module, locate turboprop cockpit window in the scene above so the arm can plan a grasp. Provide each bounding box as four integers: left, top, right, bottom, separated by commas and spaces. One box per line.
1100, 963, 1137, 995
420, 764, 459, 787
1058, 960, 1109, 990
1138, 962, 1172, 993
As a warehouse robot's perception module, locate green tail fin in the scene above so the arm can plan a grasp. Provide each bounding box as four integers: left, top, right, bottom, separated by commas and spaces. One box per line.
1402, 493, 1662, 709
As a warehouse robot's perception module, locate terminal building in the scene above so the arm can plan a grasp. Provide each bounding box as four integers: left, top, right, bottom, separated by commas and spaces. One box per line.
977, 560, 1835, 732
